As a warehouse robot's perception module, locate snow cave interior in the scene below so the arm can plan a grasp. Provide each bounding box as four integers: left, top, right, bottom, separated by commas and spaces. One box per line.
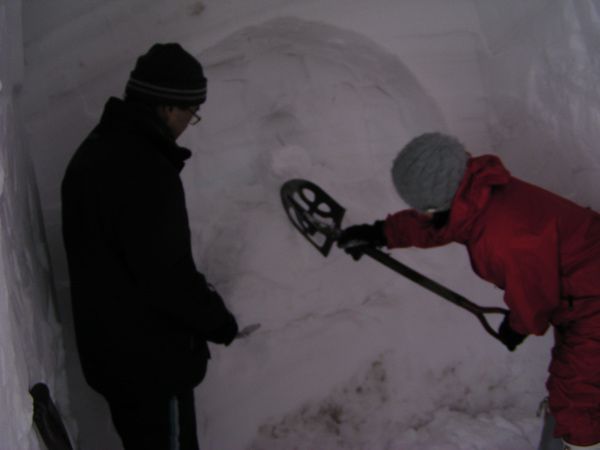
2, 1, 599, 449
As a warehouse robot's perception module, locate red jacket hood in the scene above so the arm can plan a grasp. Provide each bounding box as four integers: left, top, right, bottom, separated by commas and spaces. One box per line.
446, 155, 512, 242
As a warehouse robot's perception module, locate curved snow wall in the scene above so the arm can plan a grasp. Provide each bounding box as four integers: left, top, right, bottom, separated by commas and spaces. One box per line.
0, 1, 71, 449
16, 1, 600, 449
475, 0, 600, 209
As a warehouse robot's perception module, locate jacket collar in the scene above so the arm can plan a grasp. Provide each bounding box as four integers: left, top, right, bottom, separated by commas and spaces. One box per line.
98, 97, 192, 172
441, 155, 511, 243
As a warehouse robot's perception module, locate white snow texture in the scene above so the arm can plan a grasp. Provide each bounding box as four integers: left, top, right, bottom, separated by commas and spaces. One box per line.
2, 0, 600, 449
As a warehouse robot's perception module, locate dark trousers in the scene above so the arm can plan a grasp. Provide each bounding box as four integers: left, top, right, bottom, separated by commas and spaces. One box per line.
105, 389, 199, 450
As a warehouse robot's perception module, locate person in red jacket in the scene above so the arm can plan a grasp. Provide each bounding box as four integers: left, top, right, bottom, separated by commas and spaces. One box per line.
337, 132, 600, 449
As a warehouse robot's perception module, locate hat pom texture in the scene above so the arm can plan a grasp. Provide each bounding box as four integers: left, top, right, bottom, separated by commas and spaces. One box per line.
392, 132, 468, 212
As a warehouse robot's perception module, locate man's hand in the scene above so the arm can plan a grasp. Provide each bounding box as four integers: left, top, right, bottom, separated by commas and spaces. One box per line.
336, 220, 386, 260
207, 313, 239, 346
498, 314, 527, 351
204, 284, 239, 346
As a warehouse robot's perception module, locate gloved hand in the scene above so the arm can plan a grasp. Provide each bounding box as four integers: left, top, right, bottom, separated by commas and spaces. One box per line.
207, 312, 239, 346
204, 283, 239, 346
498, 314, 527, 351
336, 220, 386, 260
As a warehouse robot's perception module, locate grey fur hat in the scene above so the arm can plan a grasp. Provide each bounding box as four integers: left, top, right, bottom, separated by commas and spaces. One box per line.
391, 132, 468, 212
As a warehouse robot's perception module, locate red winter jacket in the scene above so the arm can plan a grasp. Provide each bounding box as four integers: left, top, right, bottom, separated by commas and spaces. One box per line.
384, 154, 600, 444
384, 155, 600, 336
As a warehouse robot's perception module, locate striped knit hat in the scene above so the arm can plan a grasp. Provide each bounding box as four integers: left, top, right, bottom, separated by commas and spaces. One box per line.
125, 43, 207, 107
391, 132, 468, 212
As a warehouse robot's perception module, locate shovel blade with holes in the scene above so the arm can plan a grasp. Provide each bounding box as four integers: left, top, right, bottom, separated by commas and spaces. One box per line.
280, 179, 345, 256
280, 179, 509, 344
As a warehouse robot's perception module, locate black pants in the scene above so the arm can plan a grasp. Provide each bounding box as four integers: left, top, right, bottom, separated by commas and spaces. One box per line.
105, 389, 199, 450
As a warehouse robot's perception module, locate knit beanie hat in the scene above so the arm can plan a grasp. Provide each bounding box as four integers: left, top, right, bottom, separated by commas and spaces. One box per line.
125, 43, 207, 107
391, 132, 468, 212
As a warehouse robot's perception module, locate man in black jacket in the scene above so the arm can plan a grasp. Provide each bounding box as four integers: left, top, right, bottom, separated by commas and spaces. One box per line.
62, 43, 238, 450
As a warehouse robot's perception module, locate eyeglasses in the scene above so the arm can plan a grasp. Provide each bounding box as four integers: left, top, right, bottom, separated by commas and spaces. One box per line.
188, 106, 202, 125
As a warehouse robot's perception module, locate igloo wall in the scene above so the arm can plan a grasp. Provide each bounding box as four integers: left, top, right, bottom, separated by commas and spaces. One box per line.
475, 0, 600, 209
0, 1, 71, 449
9, 1, 600, 449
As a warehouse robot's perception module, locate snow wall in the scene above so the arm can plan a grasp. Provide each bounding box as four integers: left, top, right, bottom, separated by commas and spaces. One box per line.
475, 0, 600, 210
10, 1, 600, 449
0, 1, 72, 449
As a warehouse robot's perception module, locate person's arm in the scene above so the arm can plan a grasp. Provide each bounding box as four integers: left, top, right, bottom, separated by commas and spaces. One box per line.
118, 163, 237, 343
384, 209, 454, 248
495, 221, 561, 336
337, 209, 455, 259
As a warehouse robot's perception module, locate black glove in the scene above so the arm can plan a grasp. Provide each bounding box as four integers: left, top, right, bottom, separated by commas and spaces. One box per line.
498, 314, 527, 351
207, 312, 239, 346
336, 220, 386, 260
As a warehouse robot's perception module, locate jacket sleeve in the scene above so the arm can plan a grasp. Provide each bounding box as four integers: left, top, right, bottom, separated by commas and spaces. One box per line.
117, 162, 234, 338
384, 209, 454, 248
495, 221, 561, 336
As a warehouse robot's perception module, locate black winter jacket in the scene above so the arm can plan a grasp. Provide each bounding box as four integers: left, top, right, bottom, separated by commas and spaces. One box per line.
62, 98, 236, 395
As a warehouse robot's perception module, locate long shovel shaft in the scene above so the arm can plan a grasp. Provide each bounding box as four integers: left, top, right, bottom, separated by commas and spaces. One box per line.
280, 179, 508, 344
361, 247, 508, 342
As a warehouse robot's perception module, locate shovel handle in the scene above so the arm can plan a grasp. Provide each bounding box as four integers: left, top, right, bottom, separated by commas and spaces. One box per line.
279, 179, 510, 344
474, 307, 509, 342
